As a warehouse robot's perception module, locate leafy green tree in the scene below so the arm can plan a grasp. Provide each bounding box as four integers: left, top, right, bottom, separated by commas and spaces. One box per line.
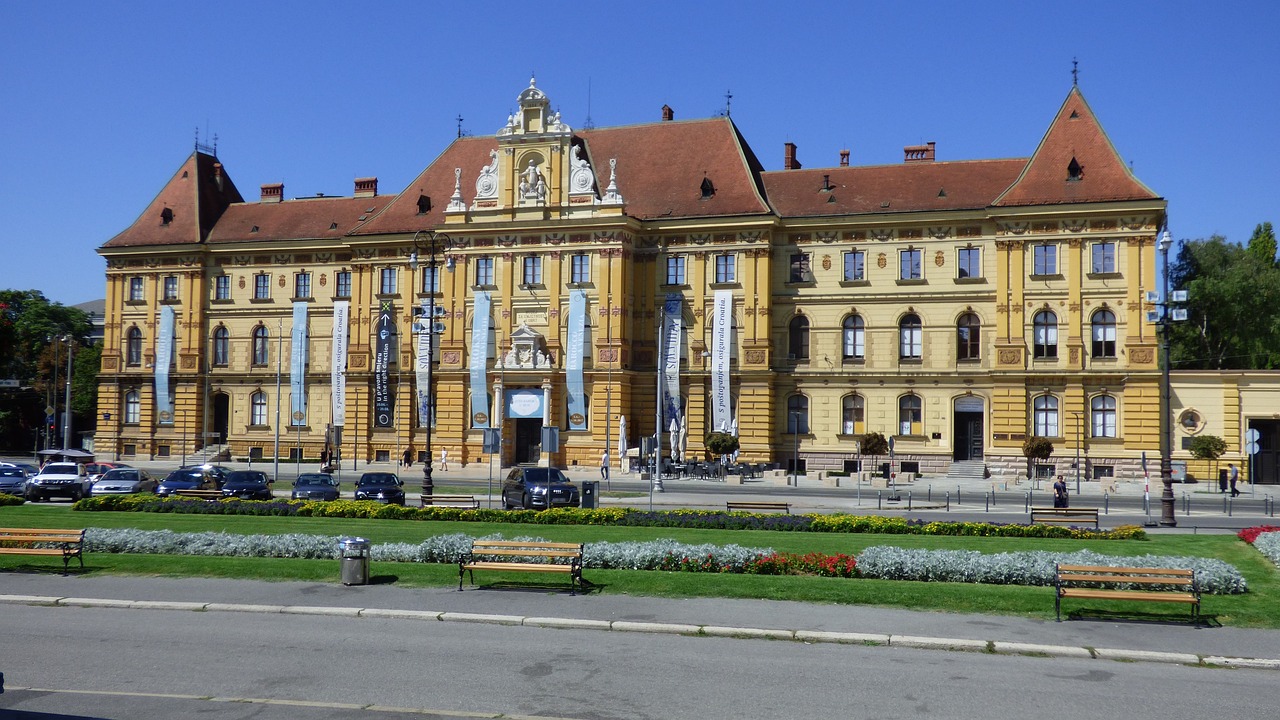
705, 431, 739, 457
860, 431, 889, 478
1246, 222, 1277, 266
1189, 434, 1228, 484
0, 290, 94, 450
1022, 436, 1054, 480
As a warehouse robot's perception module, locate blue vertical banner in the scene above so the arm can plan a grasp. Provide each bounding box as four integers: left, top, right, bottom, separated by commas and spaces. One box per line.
711, 290, 733, 433
662, 293, 683, 425
290, 301, 308, 425
565, 289, 587, 430
154, 305, 175, 425
373, 301, 394, 428
469, 291, 491, 428
330, 301, 349, 427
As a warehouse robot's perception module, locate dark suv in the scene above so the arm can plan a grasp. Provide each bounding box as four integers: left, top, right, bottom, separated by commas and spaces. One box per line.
501, 467, 580, 510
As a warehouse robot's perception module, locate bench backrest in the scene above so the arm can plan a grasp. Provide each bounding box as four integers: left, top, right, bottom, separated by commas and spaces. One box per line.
0, 527, 85, 542
472, 540, 582, 552
1057, 564, 1193, 579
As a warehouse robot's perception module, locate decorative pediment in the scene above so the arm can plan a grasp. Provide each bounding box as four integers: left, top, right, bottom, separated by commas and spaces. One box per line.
495, 323, 556, 369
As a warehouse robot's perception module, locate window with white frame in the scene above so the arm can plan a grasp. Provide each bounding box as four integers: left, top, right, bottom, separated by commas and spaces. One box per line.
842, 394, 865, 435
522, 256, 542, 286
129, 277, 145, 302
475, 257, 494, 286
899, 313, 922, 359
126, 327, 142, 366
666, 256, 686, 285
380, 268, 397, 295
789, 253, 811, 282
162, 276, 178, 301
570, 253, 590, 284
211, 327, 229, 367
958, 247, 981, 279
252, 326, 269, 366
842, 315, 865, 359
714, 253, 736, 283
1034, 395, 1059, 437
899, 249, 923, 280
956, 313, 981, 361
1033, 310, 1058, 359
335, 270, 351, 298
254, 273, 271, 300
421, 265, 440, 294
294, 272, 311, 299
214, 275, 231, 300
1091, 242, 1117, 273
898, 394, 922, 435
1091, 309, 1117, 358
843, 250, 865, 281
786, 394, 809, 433
124, 390, 140, 424
1091, 394, 1117, 438
1033, 244, 1058, 275
250, 391, 268, 426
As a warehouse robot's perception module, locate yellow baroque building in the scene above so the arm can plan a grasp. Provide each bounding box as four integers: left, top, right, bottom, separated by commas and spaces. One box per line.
97, 78, 1194, 482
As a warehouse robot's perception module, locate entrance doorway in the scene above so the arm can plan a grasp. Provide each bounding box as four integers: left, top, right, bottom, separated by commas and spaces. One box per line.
514, 418, 542, 465
953, 397, 985, 462
1247, 419, 1280, 485
212, 393, 230, 445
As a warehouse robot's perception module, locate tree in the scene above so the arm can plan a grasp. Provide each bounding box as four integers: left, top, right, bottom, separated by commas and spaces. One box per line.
1022, 436, 1054, 481
1188, 434, 1228, 485
704, 432, 739, 457
860, 431, 889, 478
0, 290, 94, 450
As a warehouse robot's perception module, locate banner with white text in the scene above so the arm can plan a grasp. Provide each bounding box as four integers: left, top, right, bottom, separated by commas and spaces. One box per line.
469, 292, 491, 427
662, 293, 683, 425
711, 290, 733, 433
331, 301, 349, 427
566, 289, 587, 430
290, 301, 309, 425
154, 305, 175, 425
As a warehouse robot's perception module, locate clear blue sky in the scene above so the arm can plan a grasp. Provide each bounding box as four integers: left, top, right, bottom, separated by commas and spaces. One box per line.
2, 1, 1275, 306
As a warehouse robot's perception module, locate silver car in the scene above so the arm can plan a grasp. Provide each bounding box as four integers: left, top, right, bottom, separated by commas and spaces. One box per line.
90, 468, 158, 496
0, 467, 27, 496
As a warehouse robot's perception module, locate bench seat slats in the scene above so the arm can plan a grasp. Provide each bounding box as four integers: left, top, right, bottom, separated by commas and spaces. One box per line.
726, 502, 790, 514
460, 540, 584, 594
1059, 589, 1199, 603
1055, 562, 1200, 621
461, 562, 575, 574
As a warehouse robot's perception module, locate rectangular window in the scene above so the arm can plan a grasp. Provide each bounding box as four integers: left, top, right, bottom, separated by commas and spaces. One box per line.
421, 266, 440, 294
714, 254, 736, 283
475, 258, 494, 286
522, 257, 542, 286
843, 251, 865, 281
1092, 242, 1116, 273
571, 254, 590, 284
214, 275, 230, 300
162, 276, 178, 300
254, 274, 270, 300
666, 256, 686, 285
1092, 465, 1115, 480
899, 249, 922, 280
380, 268, 397, 295
294, 272, 311, 299
129, 277, 144, 302
957, 248, 981, 279
1033, 244, 1058, 275
335, 271, 351, 298
789, 253, 811, 283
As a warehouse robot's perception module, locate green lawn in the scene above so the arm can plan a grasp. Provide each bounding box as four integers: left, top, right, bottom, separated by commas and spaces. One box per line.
2, 504, 1276, 627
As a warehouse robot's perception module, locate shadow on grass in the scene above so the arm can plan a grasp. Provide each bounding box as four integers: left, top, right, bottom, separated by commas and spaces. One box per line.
462, 578, 602, 596
0, 564, 84, 577
368, 574, 399, 585
1065, 607, 1220, 628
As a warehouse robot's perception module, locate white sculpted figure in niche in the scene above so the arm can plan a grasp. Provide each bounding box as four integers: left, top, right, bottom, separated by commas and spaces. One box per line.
535, 350, 547, 367
519, 160, 546, 202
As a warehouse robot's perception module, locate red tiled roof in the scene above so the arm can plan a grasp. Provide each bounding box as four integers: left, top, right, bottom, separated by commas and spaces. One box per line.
994, 87, 1160, 207
763, 159, 1027, 218
207, 194, 395, 244
353, 117, 772, 235
101, 152, 243, 248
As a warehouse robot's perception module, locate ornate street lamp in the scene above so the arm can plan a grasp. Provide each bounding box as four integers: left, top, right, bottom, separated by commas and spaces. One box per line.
1158, 230, 1177, 527
409, 229, 451, 498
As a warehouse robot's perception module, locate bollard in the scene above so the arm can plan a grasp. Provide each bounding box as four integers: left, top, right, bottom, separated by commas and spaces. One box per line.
946, 491, 950, 512
1024, 492, 1030, 513
991, 490, 997, 508
1223, 495, 1228, 514
927, 485, 932, 502
1104, 492, 1109, 515
857, 484, 862, 506
1184, 492, 1191, 517
985, 492, 990, 512
907, 491, 913, 511
956, 485, 961, 506
877, 490, 882, 510
1228, 497, 1233, 517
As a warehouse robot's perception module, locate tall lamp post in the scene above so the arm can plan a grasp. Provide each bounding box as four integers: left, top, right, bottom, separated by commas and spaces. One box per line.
790, 411, 802, 486
61, 335, 74, 450
410, 229, 451, 499
1158, 230, 1177, 527
1070, 410, 1083, 494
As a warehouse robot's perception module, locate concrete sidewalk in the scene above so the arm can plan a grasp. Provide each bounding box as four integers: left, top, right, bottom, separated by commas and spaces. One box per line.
2, 573, 1278, 671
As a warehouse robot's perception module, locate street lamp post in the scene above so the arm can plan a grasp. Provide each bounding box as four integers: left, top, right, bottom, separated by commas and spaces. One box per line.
61, 335, 73, 450
790, 411, 801, 486
410, 229, 451, 499
1070, 410, 1082, 494
1158, 230, 1177, 527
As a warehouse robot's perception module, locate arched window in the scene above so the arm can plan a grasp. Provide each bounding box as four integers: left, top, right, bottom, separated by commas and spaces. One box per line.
842, 315, 865, 360
898, 394, 922, 435
956, 312, 981, 361
899, 313, 922, 359
841, 394, 865, 435
1091, 309, 1117, 358
212, 327, 229, 367
1033, 395, 1059, 437
252, 326, 269, 366
250, 391, 268, 426
1033, 311, 1058, 359
123, 390, 140, 424
788, 316, 809, 361
1091, 394, 1117, 438
786, 394, 809, 434
126, 327, 142, 366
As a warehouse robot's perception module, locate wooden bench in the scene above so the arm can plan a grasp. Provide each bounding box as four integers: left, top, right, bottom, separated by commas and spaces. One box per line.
1055, 564, 1200, 622
726, 501, 791, 514
0, 527, 86, 573
420, 494, 480, 509
459, 539, 584, 594
174, 489, 224, 500
1030, 507, 1099, 528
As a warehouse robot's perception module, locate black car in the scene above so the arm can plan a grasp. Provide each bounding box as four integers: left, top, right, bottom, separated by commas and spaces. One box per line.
221, 470, 274, 500
354, 472, 405, 505
292, 473, 340, 501
501, 466, 580, 510
180, 464, 233, 488
155, 468, 218, 497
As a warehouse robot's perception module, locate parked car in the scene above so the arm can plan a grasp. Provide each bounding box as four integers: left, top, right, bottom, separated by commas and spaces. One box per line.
292, 473, 340, 501
0, 462, 38, 477
89, 468, 157, 496
26, 462, 91, 502
84, 462, 132, 484
155, 467, 219, 497
181, 464, 233, 488
220, 470, 274, 500
501, 466, 580, 510
0, 467, 28, 496
354, 472, 405, 505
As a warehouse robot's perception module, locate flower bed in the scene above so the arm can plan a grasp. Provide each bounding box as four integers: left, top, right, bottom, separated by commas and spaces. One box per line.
72, 495, 1146, 540
1240, 525, 1280, 567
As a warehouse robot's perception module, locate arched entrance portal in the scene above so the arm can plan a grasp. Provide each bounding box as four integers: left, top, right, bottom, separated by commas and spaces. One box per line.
212, 392, 230, 445
953, 396, 985, 461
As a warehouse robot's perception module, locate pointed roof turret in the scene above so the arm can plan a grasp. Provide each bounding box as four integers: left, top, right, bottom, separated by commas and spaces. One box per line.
101, 151, 243, 248
993, 86, 1159, 207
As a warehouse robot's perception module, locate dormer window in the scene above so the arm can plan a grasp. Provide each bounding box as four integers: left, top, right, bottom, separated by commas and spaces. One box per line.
1067, 157, 1084, 182
417, 194, 431, 214
700, 177, 715, 199
160, 207, 174, 225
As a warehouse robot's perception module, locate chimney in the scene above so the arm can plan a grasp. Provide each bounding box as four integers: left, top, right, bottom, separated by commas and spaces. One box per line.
784, 142, 802, 170
839, 149, 850, 167
213, 162, 225, 191
904, 141, 936, 163
260, 183, 284, 203
661, 104, 674, 121
354, 177, 378, 198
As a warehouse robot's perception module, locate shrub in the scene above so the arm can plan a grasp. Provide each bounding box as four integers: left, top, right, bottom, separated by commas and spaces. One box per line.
0, 492, 25, 507
1253, 532, 1280, 567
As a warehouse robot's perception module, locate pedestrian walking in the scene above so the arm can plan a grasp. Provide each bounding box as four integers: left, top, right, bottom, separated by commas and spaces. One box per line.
402, 448, 413, 468
600, 449, 610, 482
440, 448, 449, 471
1229, 462, 1240, 497
1053, 476, 1069, 509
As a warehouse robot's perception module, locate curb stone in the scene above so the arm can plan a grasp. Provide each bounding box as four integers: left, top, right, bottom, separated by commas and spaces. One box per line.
1093, 648, 1201, 665
610, 620, 702, 635
991, 641, 1093, 659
